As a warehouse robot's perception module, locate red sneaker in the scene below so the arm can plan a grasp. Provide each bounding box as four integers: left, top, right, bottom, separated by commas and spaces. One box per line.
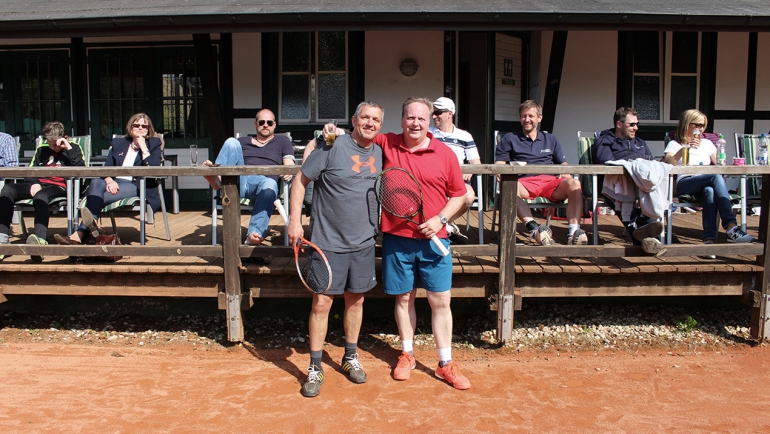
435, 361, 470, 390
393, 352, 416, 381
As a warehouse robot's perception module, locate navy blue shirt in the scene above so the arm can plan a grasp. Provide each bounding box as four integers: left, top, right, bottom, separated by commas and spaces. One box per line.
495, 130, 567, 172
593, 128, 653, 164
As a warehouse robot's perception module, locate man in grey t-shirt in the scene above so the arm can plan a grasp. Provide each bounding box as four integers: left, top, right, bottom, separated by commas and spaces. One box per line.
288, 101, 384, 398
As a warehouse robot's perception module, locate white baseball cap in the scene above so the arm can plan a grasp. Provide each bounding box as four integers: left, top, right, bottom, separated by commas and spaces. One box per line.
433, 97, 456, 114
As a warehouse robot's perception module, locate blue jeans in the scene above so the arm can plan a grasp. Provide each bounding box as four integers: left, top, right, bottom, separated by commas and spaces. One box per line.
675, 174, 737, 241
215, 138, 278, 238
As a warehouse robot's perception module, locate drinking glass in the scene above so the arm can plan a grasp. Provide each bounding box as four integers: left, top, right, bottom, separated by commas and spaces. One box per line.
190, 144, 198, 166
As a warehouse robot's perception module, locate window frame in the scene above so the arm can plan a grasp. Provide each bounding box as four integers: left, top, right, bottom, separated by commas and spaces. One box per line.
277, 31, 349, 125
631, 31, 702, 125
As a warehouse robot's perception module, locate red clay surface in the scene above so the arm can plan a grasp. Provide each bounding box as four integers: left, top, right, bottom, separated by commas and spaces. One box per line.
1, 343, 769, 433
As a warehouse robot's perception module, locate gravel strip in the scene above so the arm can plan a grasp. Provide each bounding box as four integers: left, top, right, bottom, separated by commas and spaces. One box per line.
0, 300, 756, 352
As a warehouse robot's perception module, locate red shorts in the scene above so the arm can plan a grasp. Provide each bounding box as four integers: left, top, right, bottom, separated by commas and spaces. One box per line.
519, 175, 564, 201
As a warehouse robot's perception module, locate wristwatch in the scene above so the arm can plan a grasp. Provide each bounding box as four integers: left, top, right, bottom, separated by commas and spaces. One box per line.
438, 214, 448, 225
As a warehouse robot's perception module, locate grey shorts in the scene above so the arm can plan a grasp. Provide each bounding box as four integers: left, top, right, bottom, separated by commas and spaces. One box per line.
325, 244, 377, 295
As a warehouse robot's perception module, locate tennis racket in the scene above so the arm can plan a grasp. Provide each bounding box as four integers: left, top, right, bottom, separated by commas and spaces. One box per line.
375, 167, 450, 257
294, 237, 333, 294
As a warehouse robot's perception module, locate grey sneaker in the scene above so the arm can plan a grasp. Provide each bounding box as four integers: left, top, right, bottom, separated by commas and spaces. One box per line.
726, 227, 754, 243
26, 234, 48, 262
528, 224, 554, 246
633, 221, 664, 242
300, 365, 325, 398
568, 229, 588, 246
341, 353, 367, 384
641, 237, 666, 255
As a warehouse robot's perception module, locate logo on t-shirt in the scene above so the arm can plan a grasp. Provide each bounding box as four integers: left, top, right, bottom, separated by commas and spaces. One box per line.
351, 155, 376, 174
540, 149, 551, 153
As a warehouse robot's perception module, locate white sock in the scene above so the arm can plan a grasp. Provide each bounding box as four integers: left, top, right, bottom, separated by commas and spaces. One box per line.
445, 223, 454, 234
438, 347, 452, 363
568, 223, 579, 237
401, 339, 413, 354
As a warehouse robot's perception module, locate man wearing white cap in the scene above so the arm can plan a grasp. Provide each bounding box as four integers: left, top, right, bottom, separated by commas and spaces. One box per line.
429, 97, 480, 244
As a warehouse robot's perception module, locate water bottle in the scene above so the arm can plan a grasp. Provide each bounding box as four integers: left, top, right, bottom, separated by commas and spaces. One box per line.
760, 134, 769, 166
716, 133, 726, 166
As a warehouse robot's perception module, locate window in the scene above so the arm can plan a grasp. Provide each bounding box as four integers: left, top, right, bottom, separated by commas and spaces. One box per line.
0, 51, 71, 145
89, 47, 209, 151
632, 31, 701, 123
279, 31, 348, 124
161, 55, 206, 143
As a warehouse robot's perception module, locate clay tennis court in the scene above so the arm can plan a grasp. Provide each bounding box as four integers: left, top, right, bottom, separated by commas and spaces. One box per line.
2, 341, 768, 432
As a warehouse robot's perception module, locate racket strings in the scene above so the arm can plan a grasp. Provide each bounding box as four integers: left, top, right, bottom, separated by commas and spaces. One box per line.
378, 172, 422, 218
297, 246, 331, 293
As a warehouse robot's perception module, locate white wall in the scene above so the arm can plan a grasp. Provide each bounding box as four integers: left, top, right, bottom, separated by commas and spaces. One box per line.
756, 32, 770, 112
364, 31, 444, 134
715, 33, 749, 111
552, 31, 618, 163
232, 33, 262, 109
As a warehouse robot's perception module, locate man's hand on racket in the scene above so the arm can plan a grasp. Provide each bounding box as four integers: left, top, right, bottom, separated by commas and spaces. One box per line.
287, 220, 304, 248
418, 215, 444, 239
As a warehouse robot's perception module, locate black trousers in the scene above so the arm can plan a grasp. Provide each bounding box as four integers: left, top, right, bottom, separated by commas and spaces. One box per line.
0, 182, 66, 239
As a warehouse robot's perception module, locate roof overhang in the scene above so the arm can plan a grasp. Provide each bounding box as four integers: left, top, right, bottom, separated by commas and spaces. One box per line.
1, 1, 770, 39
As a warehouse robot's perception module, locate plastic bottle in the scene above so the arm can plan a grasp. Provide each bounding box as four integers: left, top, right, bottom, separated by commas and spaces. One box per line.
716, 133, 727, 166
760, 134, 769, 166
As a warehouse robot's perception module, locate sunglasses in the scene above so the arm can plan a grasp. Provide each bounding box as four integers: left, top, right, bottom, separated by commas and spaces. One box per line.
132, 123, 149, 129
689, 123, 706, 129
257, 120, 275, 126
624, 122, 640, 127
433, 110, 447, 116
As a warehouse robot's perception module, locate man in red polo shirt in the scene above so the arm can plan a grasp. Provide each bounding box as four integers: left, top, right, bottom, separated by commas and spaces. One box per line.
373, 97, 470, 390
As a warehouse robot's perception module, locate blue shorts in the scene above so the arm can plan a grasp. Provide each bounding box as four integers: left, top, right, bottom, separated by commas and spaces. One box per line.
381, 233, 452, 295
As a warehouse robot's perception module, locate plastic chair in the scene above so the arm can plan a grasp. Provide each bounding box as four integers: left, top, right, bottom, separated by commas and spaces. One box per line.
211, 132, 292, 245
734, 133, 762, 232
576, 131, 601, 244
81, 134, 170, 245
14, 136, 89, 236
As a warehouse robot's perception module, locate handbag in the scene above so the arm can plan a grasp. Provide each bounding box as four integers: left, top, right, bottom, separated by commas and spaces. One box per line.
72, 233, 123, 263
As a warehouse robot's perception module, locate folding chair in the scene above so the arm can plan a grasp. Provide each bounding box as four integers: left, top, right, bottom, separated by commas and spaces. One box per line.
663, 132, 739, 244
80, 134, 170, 245
211, 132, 292, 245
14, 136, 89, 236
576, 131, 601, 244
464, 174, 485, 244
734, 133, 762, 232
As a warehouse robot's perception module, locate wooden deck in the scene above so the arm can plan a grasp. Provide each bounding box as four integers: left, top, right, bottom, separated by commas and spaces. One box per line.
1, 164, 769, 343
0, 207, 762, 294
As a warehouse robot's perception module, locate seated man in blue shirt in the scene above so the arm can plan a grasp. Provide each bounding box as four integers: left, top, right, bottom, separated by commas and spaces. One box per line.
494, 100, 586, 245
593, 107, 663, 245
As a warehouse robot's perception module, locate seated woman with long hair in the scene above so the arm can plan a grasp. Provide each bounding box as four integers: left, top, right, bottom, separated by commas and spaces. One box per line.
662, 109, 753, 246
55, 113, 163, 244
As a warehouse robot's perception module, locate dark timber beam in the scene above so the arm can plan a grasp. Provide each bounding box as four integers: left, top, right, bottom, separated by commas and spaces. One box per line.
193, 34, 227, 155
540, 31, 567, 133
496, 173, 518, 343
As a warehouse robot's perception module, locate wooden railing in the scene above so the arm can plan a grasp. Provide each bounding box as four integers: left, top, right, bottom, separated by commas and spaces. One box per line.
1, 164, 769, 343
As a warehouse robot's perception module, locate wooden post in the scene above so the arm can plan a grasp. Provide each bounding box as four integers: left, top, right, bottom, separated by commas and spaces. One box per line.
496, 173, 518, 344
751, 174, 770, 341
221, 176, 244, 342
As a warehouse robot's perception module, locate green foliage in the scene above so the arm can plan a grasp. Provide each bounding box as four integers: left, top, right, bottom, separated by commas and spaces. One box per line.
676, 316, 698, 334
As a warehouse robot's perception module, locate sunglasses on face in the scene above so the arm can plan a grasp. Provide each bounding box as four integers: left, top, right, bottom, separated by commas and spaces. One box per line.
257, 120, 275, 126
689, 123, 705, 129
132, 124, 149, 129
433, 110, 447, 116
624, 122, 639, 127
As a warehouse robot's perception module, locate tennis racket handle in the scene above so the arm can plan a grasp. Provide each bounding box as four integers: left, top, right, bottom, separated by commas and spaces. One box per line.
274, 199, 288, 224
430, 235, 450, 257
